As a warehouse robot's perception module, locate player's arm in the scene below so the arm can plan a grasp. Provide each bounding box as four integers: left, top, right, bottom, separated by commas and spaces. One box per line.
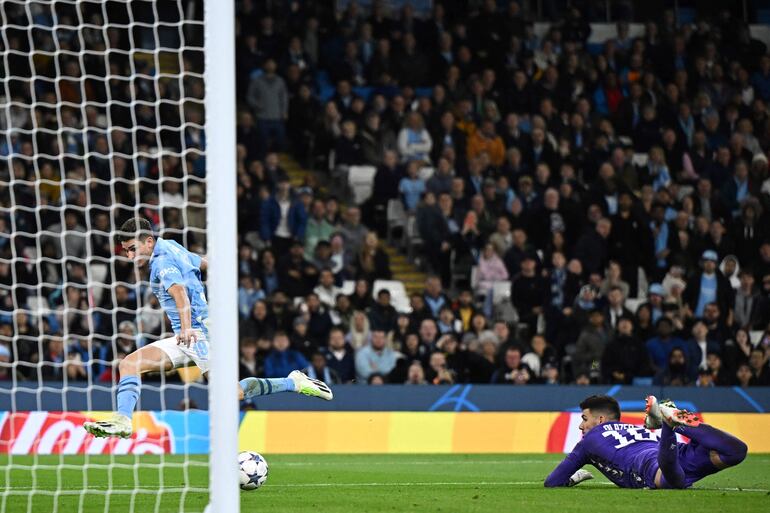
168, 283, 196, 347
198, 256, 208, 273
544, 442, 591, 487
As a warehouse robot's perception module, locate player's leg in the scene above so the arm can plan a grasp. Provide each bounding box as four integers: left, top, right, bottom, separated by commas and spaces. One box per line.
84, 343, 176, 438
654, 398, 748, 469
238, 370, 332, 401
674, 424, 748, 470
655, 422, 687, 489
186, 337, 334, 402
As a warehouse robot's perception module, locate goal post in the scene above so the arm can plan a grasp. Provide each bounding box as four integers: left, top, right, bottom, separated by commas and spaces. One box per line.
203, 0, 239, 510
0, 0, 239, 510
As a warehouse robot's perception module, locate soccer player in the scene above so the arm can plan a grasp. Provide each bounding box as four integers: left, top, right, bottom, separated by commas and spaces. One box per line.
544, 394, 747, 489
84, 218, 332, 438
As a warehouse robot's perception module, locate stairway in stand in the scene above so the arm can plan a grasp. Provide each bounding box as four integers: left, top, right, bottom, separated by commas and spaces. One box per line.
279, 154, 426, 295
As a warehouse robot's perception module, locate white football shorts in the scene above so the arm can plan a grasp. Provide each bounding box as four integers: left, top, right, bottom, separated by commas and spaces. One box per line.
150, 332, 210, 374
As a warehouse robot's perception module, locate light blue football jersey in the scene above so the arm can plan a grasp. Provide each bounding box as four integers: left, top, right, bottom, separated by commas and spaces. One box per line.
149, 238, 209, 337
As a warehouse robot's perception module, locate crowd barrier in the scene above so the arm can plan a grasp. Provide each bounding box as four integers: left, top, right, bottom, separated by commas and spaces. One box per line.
3, 383, 769, 412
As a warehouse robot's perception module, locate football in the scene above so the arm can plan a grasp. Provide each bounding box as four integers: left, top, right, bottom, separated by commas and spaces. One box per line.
238, 451, 269, 491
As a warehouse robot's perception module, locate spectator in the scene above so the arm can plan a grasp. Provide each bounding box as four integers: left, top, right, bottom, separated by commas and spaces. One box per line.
654, 347, 692, 386
491, 347, 531, 385
685, 250, 734, 319
246, 59, 288, 154
467, 119, 505, 166
646, 317, 687, 374
239, 338, 260, 380
369, 289, 398, 333
405, 361, 427, 384
355, 330, 397, 382
277, 241, 318, 298
601, 317, 652, 384
748, 347, 770, 386
353, 232, 391, 282
475, 243, 509, 298
399, 160, 427, 212
511, 256, 547, 334
397, 112, 432, 163
314, 269, 342, 309
264, 332, 309, 378
305, 351, 341, 385
572, 309, 610, 380
521, 334, 556, 379
259, 179, 307, 254
304, 199, 335, 260
321, 327, 356, 383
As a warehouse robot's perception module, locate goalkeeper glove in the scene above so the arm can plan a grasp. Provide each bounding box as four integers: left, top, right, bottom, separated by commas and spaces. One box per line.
568, 469, 594, 487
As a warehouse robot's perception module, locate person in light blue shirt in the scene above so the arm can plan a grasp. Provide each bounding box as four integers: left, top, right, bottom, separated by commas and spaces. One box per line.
85, 217, 332, 440
399, 160, 426, 212
354, 330, 397, 382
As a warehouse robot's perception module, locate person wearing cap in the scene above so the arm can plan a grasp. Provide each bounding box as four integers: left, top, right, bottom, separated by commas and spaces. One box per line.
259, 178, 308, 255
684, 250, 734, 319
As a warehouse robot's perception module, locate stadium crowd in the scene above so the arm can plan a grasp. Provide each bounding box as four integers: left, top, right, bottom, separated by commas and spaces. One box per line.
2, 1, 770, 389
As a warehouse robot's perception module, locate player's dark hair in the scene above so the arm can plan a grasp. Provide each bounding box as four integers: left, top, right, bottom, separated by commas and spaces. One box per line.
119, 218, 153, 243
579, 395, 621, 420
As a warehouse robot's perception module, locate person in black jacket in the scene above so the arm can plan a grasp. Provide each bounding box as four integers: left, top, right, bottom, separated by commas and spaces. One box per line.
573, 218, 612, 278
601, 317, 652, 384
320, 327, 356, 383
684, 250, 735, 319
511, 255, 547, 335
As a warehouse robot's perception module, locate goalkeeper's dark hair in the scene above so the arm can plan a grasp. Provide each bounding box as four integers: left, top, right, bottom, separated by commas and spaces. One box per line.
119, 218, 153, 243
579, 395, 621, 420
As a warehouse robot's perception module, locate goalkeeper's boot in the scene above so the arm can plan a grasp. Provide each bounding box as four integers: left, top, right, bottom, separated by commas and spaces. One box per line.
644, 395, 663, 429
658, 400, 701, 428
289, 370, 333, 401
84, 413, 133, 439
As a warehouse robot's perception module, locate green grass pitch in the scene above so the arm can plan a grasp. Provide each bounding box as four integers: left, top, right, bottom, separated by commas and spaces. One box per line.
1, 454, 768, 512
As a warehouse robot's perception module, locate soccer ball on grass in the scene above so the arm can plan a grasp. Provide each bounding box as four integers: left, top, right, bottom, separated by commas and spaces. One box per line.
238, 451, 268, 490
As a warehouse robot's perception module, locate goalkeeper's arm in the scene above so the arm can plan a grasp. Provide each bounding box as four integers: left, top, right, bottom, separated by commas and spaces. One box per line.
544, 441, 590, 487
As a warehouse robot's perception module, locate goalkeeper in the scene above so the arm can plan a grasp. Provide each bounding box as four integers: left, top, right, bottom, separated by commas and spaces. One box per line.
85, 217, 332, 438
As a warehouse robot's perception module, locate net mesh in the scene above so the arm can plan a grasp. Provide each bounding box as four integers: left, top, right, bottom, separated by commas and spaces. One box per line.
1, 1, 209, 511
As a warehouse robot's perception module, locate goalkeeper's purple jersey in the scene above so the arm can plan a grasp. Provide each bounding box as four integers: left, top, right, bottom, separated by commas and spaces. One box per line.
545, 422, 660, 489
149, 238, 209, 336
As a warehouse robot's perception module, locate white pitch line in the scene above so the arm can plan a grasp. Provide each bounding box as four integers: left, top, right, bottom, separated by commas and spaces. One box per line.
277, 460, 549, 466
2, 482, 769, 493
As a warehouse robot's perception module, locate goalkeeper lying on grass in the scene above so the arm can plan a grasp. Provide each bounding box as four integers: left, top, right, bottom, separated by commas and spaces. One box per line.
84, 217, 332, 439
546, 394, 747, 489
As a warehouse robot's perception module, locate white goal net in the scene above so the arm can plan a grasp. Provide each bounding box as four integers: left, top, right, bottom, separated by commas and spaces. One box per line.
0, 1, 236, 511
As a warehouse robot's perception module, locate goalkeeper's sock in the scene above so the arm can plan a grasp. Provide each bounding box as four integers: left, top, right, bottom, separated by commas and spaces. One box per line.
657, 423, 685, 488
116, 375, 141, 419
239, 377, 296, 399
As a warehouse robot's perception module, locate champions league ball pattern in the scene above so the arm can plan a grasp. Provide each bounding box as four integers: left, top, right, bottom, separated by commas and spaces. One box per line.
238, 451, 269, 490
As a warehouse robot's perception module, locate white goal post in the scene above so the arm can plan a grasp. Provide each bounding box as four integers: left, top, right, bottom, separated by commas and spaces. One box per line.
203, 0, 239, 510
0, 0, 239, 510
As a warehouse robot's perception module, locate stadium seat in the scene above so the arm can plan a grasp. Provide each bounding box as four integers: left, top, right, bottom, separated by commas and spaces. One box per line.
386, 199, 407, 246
340, 280, 356, 296
631, 153, 649, 167
418, 166, 435, 181
348, 165, 377, 205
373, 280, 412, 313
404, 215, 423, 261
492, 281, 512, 305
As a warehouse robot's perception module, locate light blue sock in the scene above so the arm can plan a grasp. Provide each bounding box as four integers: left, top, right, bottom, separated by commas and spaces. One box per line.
116, 376, 141, 418
239, 377, 296, 399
